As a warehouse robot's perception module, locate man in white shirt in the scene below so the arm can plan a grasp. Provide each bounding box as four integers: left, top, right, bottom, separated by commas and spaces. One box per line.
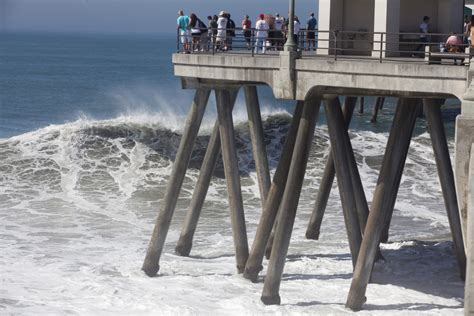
413, 16, 430, 57
216, 11, 228, 51
255, 14, 269, 54
274, 13, 284, 50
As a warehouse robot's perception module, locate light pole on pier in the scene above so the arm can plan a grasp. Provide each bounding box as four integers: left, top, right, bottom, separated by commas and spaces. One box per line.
284, 0, 297, 51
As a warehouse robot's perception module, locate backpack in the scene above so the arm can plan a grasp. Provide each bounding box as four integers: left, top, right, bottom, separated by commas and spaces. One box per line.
197, 19, 208, 33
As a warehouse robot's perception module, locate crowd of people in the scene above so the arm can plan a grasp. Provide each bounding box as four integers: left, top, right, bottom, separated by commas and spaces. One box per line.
177, 10, 318, 54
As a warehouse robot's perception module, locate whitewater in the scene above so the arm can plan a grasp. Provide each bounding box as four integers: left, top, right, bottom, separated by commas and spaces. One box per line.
0, 104, 465, 314
0, 32, 464, 315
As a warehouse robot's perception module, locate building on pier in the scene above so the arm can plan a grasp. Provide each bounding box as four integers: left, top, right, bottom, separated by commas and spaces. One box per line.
318, 0, 464, 56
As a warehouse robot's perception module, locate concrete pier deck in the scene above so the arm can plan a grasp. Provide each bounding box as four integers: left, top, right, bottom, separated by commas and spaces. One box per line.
174, 53, 468, 100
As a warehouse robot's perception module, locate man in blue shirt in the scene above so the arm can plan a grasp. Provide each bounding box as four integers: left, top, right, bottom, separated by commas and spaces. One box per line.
306, 13, 318, 51
177, 10, 191, 53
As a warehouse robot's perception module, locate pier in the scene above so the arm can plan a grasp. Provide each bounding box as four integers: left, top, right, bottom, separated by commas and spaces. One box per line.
143, 0, 474, 313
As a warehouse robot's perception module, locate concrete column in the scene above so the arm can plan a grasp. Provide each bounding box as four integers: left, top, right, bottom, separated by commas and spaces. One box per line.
424, 99, 466, 278
243, 102, 304, 282
175, 91, 238, 257
324, 96, 363, 267
455, 67, 474, 247
244, 86, 271, 208
372, 0, 400, 58
261, 98, 321, 305
317, 0, 343, 55
215, 88, 249, 273
142, 88, 210, 277
346, 98, 419, 311
306, 96, 357, 240
466, 145, 474, 315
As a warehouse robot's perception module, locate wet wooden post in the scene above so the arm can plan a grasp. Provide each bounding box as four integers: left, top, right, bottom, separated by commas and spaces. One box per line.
142, 88, 211, 277
423, 98, 466, 278
215, 88, 249, 273
359, 97, 365, 114
370, 97, 384, 123
244, 85, 271, 206
175, 91, 238, 257
261, 98, 321, 305
346, 98, 419, 311
306, 96, 358, 240
243, 102, 305, 282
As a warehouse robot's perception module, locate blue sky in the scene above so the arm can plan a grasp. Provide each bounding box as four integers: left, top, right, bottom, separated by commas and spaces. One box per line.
1, 0, 319, 34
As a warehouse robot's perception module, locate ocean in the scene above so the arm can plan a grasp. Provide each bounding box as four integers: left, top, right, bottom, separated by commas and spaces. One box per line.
0, 31, 465, 314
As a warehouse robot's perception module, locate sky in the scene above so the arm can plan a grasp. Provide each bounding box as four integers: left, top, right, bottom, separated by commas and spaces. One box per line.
0, 0, 319, 34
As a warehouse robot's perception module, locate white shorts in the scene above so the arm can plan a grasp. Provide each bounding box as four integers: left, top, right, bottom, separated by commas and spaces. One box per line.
180, 30, 191, 44
216, 30, 226, 42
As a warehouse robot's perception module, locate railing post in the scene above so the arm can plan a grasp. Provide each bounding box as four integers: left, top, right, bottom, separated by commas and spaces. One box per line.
177, 28, 180, 53
251, 28, 255, 57
379, 32, 384, 63
334, 31, 338, 61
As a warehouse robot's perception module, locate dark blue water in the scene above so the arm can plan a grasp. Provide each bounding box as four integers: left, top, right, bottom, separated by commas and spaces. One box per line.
0, 32, 179, 138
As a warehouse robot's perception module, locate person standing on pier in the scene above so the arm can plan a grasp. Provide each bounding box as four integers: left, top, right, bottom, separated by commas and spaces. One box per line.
177, 10, 191, 53
255, 14, 269, 54
216, 11, 227, 51
242, 15, 252, 50
306, 13, 317, 51
413, 16, 430, 57
226, 13, 236, 51
294, 16, 301, 48
274, 13, 284, 50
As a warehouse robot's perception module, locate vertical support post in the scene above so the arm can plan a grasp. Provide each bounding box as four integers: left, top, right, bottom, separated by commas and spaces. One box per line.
175, 91, 238, 257
324, 97, 363, 267
215, 88, 249, 273
284, 0, 296, 51
244, 85, 271, 206
379, 32, 384, 63
465, 145, 474, 314
306, 96, 358, 240
142, 88, 211, 277
359, 97, 365, 114
261, 98, 321, 305
346, 98, 419, 311
370, 97, 384, 123
243, 101, 305, 282
423, 99, 466, 278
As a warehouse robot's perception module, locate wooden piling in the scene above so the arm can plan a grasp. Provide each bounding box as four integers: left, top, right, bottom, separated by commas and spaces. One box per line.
346, 98, 419, 311
306, 96, 358, 240
215, 88, 249, 273
142, 88, 211, 277
261, 98, 321, 305
324, 96, 362, 267
244, 85, 271, 206
423, 98, 466, 278
243, 102, 305, 282
175, 91, 238, 257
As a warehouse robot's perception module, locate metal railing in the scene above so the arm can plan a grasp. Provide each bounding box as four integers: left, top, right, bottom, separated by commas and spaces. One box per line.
176, 28, 472, 65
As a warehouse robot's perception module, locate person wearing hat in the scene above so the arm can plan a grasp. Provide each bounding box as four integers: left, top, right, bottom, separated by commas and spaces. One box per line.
216, 11, 228, 51
255, 13, 269, 54
242, 15, 252, 50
